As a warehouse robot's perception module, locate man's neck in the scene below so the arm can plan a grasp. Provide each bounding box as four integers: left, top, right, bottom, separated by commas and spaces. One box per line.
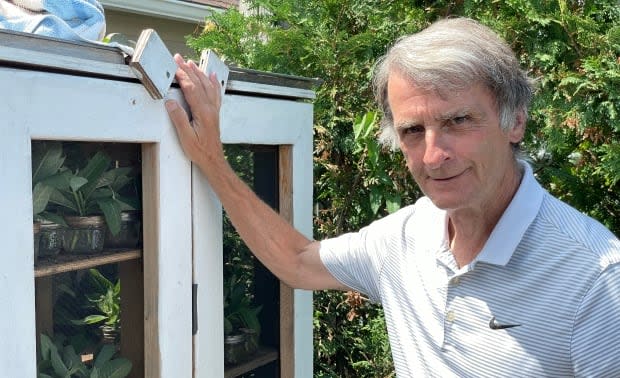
448, 162, 524, 268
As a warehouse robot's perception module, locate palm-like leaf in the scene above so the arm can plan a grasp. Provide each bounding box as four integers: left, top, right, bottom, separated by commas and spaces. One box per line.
32, 142, 67, 218
44, 151, 136, 234
32, 142, 65, 185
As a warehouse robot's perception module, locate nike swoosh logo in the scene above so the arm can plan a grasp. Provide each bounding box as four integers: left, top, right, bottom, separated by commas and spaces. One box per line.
489, 316, 521, 330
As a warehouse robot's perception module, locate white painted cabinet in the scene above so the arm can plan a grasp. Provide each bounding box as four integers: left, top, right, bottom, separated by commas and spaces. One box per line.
0, 30, 314, 378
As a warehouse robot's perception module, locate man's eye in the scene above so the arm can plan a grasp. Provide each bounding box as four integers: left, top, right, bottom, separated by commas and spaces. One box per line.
451, 115, 469, 125
403, 126, 424, 134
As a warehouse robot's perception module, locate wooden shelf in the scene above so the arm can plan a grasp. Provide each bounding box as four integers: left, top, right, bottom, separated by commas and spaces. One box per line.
224, 347, 279, 378
34, 249, 142, 278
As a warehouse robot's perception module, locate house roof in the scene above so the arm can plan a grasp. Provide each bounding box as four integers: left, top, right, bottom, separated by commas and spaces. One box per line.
98, 0, 237, 23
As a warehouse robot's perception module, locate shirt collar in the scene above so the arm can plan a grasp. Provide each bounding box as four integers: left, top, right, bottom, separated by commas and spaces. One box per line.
474, 160, 545, 266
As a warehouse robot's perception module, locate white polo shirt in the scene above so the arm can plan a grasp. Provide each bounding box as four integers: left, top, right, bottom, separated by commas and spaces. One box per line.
320, 162, 620, 377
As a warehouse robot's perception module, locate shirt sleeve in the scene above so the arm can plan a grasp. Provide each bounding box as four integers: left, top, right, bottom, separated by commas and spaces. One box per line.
571, 262, 620, 376
319, 206, 416, 303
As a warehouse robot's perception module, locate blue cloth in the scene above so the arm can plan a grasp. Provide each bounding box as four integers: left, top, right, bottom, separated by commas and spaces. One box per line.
0, 0, 106, 42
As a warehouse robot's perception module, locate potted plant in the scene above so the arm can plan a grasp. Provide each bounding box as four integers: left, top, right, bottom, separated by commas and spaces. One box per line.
73, 268, 122, 345
48, 151, 135, 254
223, 274, 262, 364
103, 175, 142, 249
31, 141, 69, 259
38, 333, 132, 378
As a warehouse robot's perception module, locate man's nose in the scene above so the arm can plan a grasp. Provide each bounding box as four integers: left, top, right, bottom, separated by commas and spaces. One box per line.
423, 131, 449, 169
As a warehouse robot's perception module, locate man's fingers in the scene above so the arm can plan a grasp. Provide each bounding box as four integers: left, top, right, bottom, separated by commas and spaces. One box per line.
173, 55, 204, 103
173, 54, 220, 119
167, 54, 223, 162
165, 100, 197, 148
187, 59, 221, 108
207, 72, 222, 108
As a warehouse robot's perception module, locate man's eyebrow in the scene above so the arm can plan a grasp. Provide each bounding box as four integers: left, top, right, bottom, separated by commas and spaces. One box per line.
435, 107, 473, 121
393, 120, 422, 130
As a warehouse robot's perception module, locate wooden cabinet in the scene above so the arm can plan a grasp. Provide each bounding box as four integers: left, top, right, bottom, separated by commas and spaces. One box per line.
0, 30, 314, 378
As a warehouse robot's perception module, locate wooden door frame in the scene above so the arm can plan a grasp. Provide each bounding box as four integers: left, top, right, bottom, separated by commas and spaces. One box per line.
192, 93, 314, 378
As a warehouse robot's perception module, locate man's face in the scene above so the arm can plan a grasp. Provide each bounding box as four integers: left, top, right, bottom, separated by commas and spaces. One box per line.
387, 71, 524, 212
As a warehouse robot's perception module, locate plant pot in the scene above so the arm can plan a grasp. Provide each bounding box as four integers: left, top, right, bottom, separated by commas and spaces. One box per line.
224, 334, 248, 365
63, 215, 106, 254
38, 220, 64, 257
104, 210, 142, 249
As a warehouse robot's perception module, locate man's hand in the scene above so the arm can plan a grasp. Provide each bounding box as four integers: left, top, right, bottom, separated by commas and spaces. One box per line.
165, 54, 225, 170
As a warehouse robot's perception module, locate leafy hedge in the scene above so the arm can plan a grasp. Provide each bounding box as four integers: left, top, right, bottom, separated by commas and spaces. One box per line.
187, 1, 619, 376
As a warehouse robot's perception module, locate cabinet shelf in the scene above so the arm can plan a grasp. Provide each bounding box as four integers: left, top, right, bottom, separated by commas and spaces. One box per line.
34, 249, 142, 278
224, 347, 279, 378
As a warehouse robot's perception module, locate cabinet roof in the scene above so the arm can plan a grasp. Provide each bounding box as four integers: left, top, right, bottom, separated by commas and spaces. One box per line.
0, 29, 318, 100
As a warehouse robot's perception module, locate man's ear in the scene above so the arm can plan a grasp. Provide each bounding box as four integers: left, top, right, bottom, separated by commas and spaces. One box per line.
508, 109, 526, 143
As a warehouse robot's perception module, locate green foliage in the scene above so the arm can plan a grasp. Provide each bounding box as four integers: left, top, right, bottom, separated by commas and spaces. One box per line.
48, 151, 136, 235
189, 0, 619, 375
31, 141, 68, 225
223, 274, 262, 336
221, 145, 263, 337
190, 2, 420, 375
313, 290, 393, 378
466, 0, 620, 235
38, 334, 132, 378
352, 112, 405, 216
73, 269, 122, 330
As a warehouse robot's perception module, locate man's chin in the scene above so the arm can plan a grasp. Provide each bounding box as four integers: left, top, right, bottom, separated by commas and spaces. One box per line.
425, 193, 464, 211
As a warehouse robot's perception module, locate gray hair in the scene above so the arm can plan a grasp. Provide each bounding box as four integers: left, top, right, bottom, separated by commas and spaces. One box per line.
372, 17, 535, 150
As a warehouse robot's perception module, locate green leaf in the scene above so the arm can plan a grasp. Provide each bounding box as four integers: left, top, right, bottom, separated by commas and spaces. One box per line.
49, 343, 69, 376
38, 211, 68, 226
97, 358, 133, 378
116, 195, 140, 211
90, 367, 100, 378
33, 182, 53, 216
353, 112, 377, 141
32, 141, 65, 185
97, 197, 123, 236
69, 176, 89, 193
40, 334, 55, 361
48, 188, 78, 214
94, 344, 116, 367
88, 268, 114, 292
82, 314, 107, 324
385, 193, 401, 214
40, 170, 72, 191
369, 187, 381, 215
62, 344, 83, 371
79, 151, 111, 198
100, 167, 133, 191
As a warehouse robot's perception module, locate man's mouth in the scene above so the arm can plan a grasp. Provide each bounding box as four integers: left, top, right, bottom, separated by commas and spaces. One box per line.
428, 169, 467, 181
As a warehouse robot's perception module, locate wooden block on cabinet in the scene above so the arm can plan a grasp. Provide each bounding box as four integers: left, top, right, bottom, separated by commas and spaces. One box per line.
130, 29, 177, 100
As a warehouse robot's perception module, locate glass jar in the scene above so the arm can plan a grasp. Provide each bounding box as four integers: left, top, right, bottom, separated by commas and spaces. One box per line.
63, 215, 106, 254
33, 222, 42, 260
100, 324, 119, 345
38, 220, 64, 257
224, 334, 247, 365
104, 210, 142, 249
239, 327, 259, 357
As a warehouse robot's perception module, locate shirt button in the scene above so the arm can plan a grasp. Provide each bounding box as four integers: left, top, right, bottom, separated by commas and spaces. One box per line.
450, 277, 460, 285
446, 311, 456, 322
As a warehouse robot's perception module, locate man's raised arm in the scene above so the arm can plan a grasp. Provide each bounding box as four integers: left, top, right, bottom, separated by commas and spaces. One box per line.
164, 54, 347, 291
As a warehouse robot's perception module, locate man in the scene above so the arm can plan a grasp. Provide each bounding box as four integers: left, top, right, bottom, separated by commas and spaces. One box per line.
165, 17, 620, 377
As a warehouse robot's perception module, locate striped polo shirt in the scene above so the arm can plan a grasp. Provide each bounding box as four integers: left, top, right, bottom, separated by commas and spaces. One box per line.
320, 162, 620, 377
